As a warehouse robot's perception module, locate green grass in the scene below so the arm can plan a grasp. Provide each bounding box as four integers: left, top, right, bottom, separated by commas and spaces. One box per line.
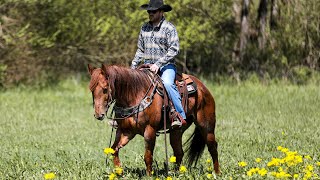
0, 79, 319, 179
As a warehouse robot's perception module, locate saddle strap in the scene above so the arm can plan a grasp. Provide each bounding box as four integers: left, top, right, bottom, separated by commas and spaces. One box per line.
176, 78, 189, 114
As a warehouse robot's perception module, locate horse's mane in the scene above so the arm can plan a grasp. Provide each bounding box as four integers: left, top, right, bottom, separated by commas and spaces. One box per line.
103, 65, 151, 105
89, 68, 102, 92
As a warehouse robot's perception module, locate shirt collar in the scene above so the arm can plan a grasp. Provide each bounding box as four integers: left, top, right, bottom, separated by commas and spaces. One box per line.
148, 16, 165, 29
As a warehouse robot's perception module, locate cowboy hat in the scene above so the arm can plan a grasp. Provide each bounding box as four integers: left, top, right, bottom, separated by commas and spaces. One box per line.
140, 0, 172, 12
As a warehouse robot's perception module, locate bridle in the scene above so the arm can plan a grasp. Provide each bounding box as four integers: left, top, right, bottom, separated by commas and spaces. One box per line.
91, 76, 115, 114
91, 69, 159, 121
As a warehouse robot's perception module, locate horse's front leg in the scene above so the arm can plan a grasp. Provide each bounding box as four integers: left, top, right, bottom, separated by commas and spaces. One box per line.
144, 125, 157, 176
111, 128, 135, 167
170, 129, 183, 169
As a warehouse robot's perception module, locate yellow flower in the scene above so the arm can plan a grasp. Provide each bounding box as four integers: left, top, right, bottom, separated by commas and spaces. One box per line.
255, 158, 262, 163
169, 156, 176, 163
44, 172, 56, 179
179, 165, 187, 173
114, 167, 123, 175
104, 148, 115, 155
258, 168, 268, 176
317, 162, 320, 166
293, 174, 299, 178
207, 173, 213, 179
238, 161, 247, 167
247, 170, 253, 177
303, 171, 312, 179
247, 167, 260, 176
281, 148, 289, 153
267, 158, 282, 167
166, 177, 172, 180
305, 165, 313, 172
206, 159, 212, 163
108, 173, 116, 180
272, 171, 291, 178
277, 146, 284, 151
304, 155, 312, 160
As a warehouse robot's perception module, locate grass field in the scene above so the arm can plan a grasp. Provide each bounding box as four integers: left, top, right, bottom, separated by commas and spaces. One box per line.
0, 78, 319, 179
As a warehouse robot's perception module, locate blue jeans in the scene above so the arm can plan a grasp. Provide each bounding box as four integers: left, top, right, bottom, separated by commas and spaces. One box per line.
159, 64, 186, 119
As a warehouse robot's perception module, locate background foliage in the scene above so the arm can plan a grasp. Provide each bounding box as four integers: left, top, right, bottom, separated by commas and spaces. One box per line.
0, 0, 319, 87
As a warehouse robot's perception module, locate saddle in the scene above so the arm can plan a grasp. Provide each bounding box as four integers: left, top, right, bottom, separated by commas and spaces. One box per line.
156, 73, 197, 112
139, 65, 197, 128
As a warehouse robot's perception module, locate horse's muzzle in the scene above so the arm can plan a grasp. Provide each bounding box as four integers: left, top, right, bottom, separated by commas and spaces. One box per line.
94, 114, 105, 121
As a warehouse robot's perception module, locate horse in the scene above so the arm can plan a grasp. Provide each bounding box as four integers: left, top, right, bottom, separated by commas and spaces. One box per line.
87, 64, 220, 176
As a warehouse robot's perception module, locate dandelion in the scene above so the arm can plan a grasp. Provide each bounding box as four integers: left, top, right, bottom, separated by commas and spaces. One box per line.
206, 159, 212, 163
277, 146, 284, 151
238, 161, 247, 167
267, 158, 282, 167
169, 156, 176, 163
247, 167, 259, 176
317, 162, 320, 166
280, 148, 289, 153
258, 168, 267, 176
293, 174, 299, 179
166, 177, 173, 180
44, 172, 56, 179
104, 148, 115, 155
304, 155, 312, 160
207, 166, 213, 172
108, 173, 116, 180
206, 173, 213, 179
255, 158, 262, 163
246, 169, 254, 177
179, 165, 187, 173
114, 167, 123, 175
303, 171, 312, 179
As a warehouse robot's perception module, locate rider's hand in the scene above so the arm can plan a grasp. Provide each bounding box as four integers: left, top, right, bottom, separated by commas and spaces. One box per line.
150, 64, 160, 74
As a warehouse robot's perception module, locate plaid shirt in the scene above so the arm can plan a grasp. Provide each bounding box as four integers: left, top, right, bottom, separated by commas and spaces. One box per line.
131, 17, 180, 69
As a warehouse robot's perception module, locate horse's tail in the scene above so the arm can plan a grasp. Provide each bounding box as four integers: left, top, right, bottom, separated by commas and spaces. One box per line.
184, 126, 206, 167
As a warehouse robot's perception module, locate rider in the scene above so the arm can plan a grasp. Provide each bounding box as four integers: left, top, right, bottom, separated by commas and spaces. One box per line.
130, 0, 186, 128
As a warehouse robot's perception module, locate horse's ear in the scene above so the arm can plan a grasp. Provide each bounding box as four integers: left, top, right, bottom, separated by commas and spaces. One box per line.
87, 64, 95, 75
101, 64, 107, 75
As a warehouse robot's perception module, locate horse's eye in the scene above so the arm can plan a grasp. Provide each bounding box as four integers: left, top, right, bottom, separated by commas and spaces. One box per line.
103, 88, 108, 94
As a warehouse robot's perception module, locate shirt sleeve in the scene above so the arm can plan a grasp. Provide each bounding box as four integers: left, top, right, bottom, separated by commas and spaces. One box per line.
131, 30, 144, 69
155, 26, 180, 68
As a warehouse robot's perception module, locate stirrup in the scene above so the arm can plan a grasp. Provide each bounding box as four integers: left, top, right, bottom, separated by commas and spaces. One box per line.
171, 119, 182, 128
108, 120, 118, 128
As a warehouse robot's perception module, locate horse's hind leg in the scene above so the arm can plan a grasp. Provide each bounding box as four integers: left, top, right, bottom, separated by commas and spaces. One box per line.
206, 130, 220, 174
197, 110, 220, 174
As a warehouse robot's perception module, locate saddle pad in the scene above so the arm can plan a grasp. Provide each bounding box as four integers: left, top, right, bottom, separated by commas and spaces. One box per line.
177, 73, 197, 94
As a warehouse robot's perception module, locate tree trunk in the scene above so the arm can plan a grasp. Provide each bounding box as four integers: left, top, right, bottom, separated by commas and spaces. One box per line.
258, 0, 268, 50
270, 0, 278, 29
240, 0, 250, 55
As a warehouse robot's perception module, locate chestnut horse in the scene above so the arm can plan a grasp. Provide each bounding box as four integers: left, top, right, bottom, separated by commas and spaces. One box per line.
87, 64, 219, 175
